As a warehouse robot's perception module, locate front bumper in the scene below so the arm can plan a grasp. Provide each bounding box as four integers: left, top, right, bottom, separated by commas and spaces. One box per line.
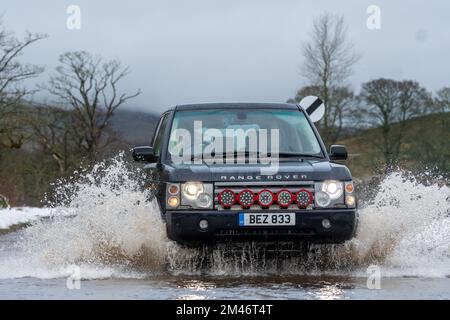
166, 209, 358, 245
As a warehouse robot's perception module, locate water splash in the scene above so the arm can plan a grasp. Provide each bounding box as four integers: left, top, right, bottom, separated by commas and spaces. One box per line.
166, 172, 450, 277
348, 172, 450, 276
0, 155, 449, 279
1, 155, 168, 279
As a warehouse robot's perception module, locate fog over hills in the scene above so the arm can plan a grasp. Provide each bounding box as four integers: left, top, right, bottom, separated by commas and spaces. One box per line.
110, 109, 160, 145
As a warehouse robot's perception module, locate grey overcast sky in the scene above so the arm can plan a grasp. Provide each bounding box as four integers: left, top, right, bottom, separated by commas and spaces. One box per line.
2, 0, 450, 113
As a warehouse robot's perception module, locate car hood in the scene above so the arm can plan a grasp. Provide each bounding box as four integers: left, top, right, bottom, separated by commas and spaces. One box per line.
157, 160, 352, 182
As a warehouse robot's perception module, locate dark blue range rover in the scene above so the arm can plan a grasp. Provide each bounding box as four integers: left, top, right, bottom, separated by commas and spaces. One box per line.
132, 103, 358, 246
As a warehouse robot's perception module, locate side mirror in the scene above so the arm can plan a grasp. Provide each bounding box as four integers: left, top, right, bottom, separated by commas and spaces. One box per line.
132, 146, 156, 162
329, 145, 348, 161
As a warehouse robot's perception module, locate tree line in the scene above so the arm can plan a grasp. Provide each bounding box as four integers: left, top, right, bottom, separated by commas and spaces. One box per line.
0, 14, 449, 206
0, 19, 141, 204
288, 13, 449, 174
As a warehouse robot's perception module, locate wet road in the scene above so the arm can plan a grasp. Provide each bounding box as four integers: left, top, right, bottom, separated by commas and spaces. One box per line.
1, 275, 450, 299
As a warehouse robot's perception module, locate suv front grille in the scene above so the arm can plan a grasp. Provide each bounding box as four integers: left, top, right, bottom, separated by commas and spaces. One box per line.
214, 181, 315, 210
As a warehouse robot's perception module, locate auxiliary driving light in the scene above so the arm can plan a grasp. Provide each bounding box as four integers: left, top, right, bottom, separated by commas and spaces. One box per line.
257, 189, 274, 207
277, 189, 293, 208
238, 189, 255, 208
296, 189, 313, 208
218, 189, 236, 208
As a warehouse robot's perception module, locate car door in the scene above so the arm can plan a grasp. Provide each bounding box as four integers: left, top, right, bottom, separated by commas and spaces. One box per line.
144, 112, 171, 213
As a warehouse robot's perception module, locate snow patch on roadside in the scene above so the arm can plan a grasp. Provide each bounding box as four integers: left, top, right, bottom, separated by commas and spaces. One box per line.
0, 207, 70, 230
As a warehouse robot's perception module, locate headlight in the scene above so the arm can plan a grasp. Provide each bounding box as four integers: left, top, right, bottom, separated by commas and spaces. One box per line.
182, 182, 204, 199
196, 192, 213, 208
180, 182, 213, 209
315, 191, 331, 207
321, 180, 343, 200
315, 180, 344, 208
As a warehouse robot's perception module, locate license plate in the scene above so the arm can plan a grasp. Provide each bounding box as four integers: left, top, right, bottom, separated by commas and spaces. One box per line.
238, 213, 296, 226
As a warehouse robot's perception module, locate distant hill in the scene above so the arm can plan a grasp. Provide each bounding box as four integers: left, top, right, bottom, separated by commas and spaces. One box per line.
110, 109, 160, 145
338, 112, 450, 178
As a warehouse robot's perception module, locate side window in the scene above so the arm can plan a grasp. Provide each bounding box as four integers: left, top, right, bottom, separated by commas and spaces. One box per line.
151, 116, 164, 146
152, 113, 170, 157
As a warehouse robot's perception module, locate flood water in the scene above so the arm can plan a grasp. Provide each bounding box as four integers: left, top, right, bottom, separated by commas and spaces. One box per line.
1, 274, 450, 299
0, 157, 449, 299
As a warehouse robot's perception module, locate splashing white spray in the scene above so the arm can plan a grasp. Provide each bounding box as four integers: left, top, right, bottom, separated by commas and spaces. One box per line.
0, 155, 449, 279
0, 155, 168, 279
349, 173, 450, 276
165, 172, 450, 277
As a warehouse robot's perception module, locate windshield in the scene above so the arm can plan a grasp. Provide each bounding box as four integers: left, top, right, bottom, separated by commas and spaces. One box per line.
168, 108, 323, 162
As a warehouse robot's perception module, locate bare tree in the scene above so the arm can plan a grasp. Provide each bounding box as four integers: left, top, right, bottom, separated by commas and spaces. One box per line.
0, 20, 46, 145
294, 13, 361, 145
0, 21, 46, 111
47, 51, 141, 160
288, 84, 354, 143
27, 105, 81, 174
358, 79, 432, 167
0, 102, 28, 149
435, 87, 450, 113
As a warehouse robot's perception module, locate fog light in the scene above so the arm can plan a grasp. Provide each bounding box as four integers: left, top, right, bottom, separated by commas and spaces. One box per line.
167, 196, 179, 208
346, 195, 355, 206
322, 219, 331, 229
199, 219, 208, 230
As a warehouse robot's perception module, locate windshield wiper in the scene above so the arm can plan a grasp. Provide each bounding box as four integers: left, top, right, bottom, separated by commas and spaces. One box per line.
191, 151, 262, 159
276, 152, 324, 159
190, 151, 324, 160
